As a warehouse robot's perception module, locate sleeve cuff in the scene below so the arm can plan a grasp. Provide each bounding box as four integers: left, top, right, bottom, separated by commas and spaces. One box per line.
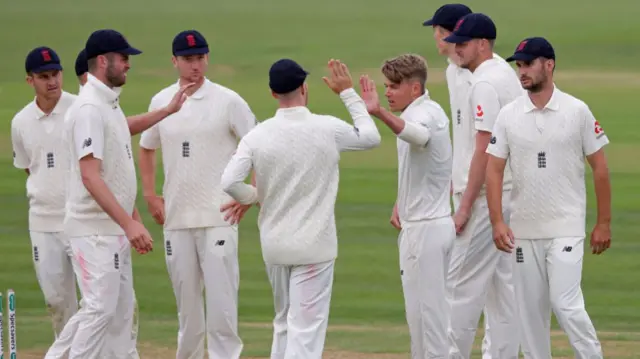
397, 122, 431, 146
486, 146, 508, 159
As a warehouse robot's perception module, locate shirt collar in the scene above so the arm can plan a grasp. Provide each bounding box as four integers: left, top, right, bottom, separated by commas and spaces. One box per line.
523, 85, 561, 113
32, 92, 66, 119
473, 58, 499, 76
275, 106, 311, 117
175, 77, 211, 100
86, 73, 121, 105
402, 91, 430, 114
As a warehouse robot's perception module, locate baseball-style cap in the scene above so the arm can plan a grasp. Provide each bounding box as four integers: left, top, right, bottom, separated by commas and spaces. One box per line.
75, 48, 88, 76
443, 13, 497, 44
172, 30, 209, 57
25, 46, 63, 74
269, 59, 309, 94
422, 4, 472, 32
506, 37, 556, 62
85, 29, 142, 60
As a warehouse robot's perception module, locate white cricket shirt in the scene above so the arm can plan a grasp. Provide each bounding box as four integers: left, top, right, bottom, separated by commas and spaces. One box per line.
11, 92, 77, 232
486, 86, 610, 239
64, 74, 138, 237
139, 79, 257, 230
450, 55, 522, 195
396, 92, 452, 223
220, 88, 381, 266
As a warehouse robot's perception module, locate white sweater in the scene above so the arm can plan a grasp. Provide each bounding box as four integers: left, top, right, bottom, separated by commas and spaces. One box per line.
221, 88, 381, 265
11, 92, 77, 232
64, 74, 138, 237
140, 79, 256, 230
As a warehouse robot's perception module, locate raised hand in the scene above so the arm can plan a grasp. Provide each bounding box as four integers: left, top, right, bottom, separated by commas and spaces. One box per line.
359, 74, 381, 115
322, 59, 353, 94
165, 82, 196, 114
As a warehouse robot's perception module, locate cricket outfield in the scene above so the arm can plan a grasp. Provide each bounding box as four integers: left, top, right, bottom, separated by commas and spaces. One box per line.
1, 0, 639, 357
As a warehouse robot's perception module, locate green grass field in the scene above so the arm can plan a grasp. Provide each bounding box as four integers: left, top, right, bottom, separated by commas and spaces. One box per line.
1, 0, 639, 357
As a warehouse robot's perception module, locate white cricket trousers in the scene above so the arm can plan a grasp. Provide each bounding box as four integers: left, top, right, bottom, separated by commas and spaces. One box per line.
29, 231, 79, 338
267, 259, 334, 359
45, 235, 139, 359
164, 226, 242, 359
514, 237, 602, 359
398, 216, 455, 359
448, 193, 518, 359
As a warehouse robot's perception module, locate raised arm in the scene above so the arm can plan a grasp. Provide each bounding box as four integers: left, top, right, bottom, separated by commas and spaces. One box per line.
581, 105, 611, 254
455, 81, 502, 233
221, 139, 258, 205
126, 82, 195, 135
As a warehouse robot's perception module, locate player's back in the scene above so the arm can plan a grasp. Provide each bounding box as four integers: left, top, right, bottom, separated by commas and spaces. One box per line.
243, 107, 358, 265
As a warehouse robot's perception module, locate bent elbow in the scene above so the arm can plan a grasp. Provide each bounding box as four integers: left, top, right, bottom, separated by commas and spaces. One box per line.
364, 129, 382, 149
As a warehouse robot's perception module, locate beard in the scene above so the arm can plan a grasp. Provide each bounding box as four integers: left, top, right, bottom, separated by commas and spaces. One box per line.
522, 74, 546, 93
106, 63, 126, 87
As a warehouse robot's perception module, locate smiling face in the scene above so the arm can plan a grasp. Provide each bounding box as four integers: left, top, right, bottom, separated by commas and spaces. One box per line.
27, 69, 62, 101
103, 53, 130, 87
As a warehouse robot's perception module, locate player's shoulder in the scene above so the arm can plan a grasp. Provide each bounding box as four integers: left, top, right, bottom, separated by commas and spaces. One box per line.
208, 81, 249, 105
497, 94, 528, 118
57, 91, 78, 111
553, 88, 590, 112
11, 100, 38, 127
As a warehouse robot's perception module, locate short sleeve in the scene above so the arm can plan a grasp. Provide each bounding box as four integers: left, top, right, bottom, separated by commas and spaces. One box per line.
229, 95, 257, 138
471, 81, 501, 133
485, 109, 510, 159
139, 96, 163, 150
581, 105, 610, 156
73, 105, 105, 160
11, 120, 30, 169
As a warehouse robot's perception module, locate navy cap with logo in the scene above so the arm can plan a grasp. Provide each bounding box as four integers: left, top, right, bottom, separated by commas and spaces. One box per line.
75, 49, 88, 76
506, 37, 555, 62
85, 29, 142, 60
443, 13, 497, 44
173, 30, 209, 57
25, 46, 63, 74
269, 59, 309, 94
422, 3, 472, 32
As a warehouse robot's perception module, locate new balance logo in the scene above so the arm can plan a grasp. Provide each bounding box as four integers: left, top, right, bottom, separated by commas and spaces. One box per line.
537, 151, 546, 168
165, 240, 172, 256
182, 141, 190, 158
562, 246, 573, 252
33, 246, 39, 262
114, 253, 120, 269
516, 247, 524, 263
46, 152, 55, 168
82, 138, 92, 149
216, 240, 225, 246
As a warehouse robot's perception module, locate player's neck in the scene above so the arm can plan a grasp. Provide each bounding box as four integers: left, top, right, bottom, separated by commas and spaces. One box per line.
469, 53, 493, 73
278, 99, 306, 109
35, 93, 60, 115
528, 82, 554, 109
179, 76, 205, 96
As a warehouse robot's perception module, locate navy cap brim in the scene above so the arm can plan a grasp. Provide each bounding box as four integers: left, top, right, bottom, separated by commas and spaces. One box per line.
31, 63, 63, 73
443, 34, 473, 44
118, 47, 143, 56
174, 47, 210, 57
422, 19, 435, 26
505, 53, 537, 62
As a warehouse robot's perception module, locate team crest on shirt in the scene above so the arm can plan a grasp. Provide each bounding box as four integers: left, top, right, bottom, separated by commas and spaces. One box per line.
475, 105, 484, 122
594, 121, 605, 139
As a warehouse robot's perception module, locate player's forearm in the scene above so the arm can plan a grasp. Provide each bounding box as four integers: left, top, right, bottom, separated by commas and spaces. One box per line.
340, 89, 381, 149
592, 165, 612, 225
127, 108, 171, 136
81, 173, 134, 230
486, 165, 505, 225
460, 149, 489, 211
372, 108, 430, 146
139, 148, 158, 198
133, 207, 142, 223
223, 182, 258, 205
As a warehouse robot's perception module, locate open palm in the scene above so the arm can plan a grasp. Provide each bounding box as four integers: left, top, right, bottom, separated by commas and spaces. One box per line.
359, 75, 380, 114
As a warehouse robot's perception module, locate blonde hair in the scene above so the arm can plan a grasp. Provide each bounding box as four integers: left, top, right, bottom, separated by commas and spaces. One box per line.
381, 53, 428, 88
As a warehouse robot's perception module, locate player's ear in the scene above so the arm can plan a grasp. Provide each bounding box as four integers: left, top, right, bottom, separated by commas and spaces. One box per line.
271, 90, 278, 100
25, 73, 34, 86
171, 56, 178, 69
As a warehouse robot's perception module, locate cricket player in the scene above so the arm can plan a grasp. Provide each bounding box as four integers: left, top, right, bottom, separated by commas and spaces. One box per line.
10, 46, 80, 343
220, 58, 381, 359
358, 53, 454, 358
138, 29, 257, 359
44, 29, 192, 359
486, 37, 609, 359
442, 13, 522, 359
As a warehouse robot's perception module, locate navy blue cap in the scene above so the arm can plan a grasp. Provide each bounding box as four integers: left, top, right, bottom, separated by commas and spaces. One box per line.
506, 37, 555, 62
269, 59, 309, 94
75, 49, 88, 76
423, 4, 472, 32
85, 29, 142, 60
25, 46, 63, 74
172, 30, 209, 57
443, 13, 497, 44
